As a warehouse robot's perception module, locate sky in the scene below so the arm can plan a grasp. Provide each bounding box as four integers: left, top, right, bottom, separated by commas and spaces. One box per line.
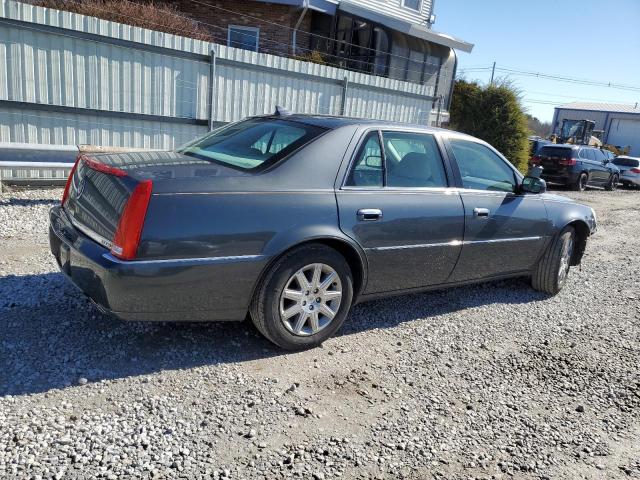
435, 0, 640, 122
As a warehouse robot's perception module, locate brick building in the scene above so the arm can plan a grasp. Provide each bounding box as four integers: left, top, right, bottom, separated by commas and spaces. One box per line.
168, 1, 471, 77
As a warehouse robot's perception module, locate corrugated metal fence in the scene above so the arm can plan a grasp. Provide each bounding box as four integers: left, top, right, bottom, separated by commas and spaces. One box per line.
0, 0, 440, 149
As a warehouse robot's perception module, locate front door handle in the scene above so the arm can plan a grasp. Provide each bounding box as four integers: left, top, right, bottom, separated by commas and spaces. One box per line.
357, 208, 383, 221
473, 207, 490, 218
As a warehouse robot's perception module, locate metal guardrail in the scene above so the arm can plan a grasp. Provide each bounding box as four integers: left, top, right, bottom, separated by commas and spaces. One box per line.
0, 142, 77, 192
0, 143, 164, 192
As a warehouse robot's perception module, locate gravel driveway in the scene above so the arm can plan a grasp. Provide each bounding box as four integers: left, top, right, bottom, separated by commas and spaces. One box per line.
1, 187, 638, 480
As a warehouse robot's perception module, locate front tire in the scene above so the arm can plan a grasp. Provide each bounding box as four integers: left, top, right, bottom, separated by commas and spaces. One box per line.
573, 172, 588, 191
605, 174, 619, 191
531, 226, 575, 295
250, 244, 354, 350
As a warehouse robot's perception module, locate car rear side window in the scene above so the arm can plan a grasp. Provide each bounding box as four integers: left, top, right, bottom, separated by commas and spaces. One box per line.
612, 158, 640, 167
449, 139, 516, 193
345, 132, 384, 187
177, 119, 325, 171
593, 149, 606, 162
540, 146, 573, 158
382, 131, 447, 188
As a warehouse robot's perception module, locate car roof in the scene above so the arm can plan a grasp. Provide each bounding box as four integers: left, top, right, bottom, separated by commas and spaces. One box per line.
540, 143, 579, 149
251, 113, 452, 134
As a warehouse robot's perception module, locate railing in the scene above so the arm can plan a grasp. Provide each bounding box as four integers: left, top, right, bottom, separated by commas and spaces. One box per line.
0, 143, 76, 191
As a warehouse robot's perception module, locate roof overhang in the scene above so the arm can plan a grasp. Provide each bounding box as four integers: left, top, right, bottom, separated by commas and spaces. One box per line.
250, 0, 338, 14
338, 1, 473, 52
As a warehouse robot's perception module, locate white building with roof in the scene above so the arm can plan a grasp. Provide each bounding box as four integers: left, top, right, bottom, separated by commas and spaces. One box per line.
552, 102, 640, 155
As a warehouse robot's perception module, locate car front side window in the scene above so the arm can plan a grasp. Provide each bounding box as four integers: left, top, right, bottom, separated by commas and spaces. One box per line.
449, 139, 517, 193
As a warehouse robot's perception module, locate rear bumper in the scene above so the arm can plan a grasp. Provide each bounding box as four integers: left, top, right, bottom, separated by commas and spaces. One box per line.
540, 171, 580, 186
49, 206, 267, 321
620, 173, 640, 186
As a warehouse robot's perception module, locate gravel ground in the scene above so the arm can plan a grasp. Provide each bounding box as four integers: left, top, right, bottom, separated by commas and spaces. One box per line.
1, 186, 639, 480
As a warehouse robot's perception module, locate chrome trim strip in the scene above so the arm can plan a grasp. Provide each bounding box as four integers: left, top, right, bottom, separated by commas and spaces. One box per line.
68, 214, 114, 249
368, 236, 542, 251
102, 253, 265, 265
153, 190, 334, 196
466, 236, 542, 245
370, 240, 462, 251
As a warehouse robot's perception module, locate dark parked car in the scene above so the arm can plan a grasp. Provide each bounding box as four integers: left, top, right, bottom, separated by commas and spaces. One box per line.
530, 144, 620, 191
50, 114, 597, 349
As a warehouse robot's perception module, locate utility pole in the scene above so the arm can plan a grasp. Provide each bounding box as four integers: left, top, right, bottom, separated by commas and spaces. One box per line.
490, 61, 496, 86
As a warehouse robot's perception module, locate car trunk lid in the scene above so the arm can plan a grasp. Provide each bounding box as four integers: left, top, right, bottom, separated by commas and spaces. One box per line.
62, 150, 252, 254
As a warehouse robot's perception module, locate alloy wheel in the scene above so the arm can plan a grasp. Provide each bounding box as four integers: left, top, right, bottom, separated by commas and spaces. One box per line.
279, 263, 343, 336
579, 174, 588, 191
558, 236, 574, 284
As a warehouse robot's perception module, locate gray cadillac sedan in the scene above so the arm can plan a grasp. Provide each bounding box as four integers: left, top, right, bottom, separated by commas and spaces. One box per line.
50, 113, 597, 349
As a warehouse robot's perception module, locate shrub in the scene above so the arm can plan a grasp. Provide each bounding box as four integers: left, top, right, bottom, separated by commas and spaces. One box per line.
29, 0, 213, 41
450, 80, 530, 173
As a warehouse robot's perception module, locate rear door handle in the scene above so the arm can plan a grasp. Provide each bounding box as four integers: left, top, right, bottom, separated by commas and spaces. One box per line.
473, 207, 490, 218
357, 208, 383, 221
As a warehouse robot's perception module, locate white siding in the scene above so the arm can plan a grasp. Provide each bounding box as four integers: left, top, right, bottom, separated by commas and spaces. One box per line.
343, 0, 433, 26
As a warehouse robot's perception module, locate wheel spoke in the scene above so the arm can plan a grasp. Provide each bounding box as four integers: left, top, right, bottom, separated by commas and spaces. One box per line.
282, 304, 302, 319
283, 289, 303, 302
319, 272, 336, 291
293, 312, 309, 334
319, 303, 336, 320
309, 311, 320, 333
311, 264, 322, 288
323, 290, 342, 301
295, 271, 311, 291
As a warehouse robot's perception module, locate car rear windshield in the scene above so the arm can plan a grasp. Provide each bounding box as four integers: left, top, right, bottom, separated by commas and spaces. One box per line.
612, 158, 640, 167
539, 146, 573, 157
177, 118, 326, 171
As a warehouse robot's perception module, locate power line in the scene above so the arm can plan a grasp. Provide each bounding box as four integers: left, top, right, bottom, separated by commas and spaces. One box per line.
495, 66, 640, 92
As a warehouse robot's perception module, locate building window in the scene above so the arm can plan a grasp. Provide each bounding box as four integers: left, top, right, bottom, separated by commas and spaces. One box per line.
402, 0, 421, 11
228, 26, 259, 52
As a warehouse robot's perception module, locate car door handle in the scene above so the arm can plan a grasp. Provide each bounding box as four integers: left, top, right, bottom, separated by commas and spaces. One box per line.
473, 207, 490, 218
357, 208, 383, 221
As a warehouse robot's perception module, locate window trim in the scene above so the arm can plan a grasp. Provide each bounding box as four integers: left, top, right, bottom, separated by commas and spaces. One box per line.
401, 0, 422, 12
227, 25, 260, 52
341, 128, 452, 190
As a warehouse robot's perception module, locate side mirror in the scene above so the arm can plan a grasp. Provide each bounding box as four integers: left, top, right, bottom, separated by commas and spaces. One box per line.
521, 176, 547, 194
365, 155, 382, 168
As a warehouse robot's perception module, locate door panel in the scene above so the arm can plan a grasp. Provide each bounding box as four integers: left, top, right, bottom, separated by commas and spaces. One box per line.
338, 130, 464, 294
445, 137, 551, 282
338, 190, 464, 293
448, 192, 550, 281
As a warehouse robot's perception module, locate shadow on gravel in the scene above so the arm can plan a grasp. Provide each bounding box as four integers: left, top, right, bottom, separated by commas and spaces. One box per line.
0, 271, 546, 396
0, 197, 60, 207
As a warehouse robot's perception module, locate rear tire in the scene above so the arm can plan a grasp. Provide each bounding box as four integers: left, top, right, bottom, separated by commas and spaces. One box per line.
605, 174, 619, 191
573, 172, 588, 191
531, 226, 575, 295
250, 244, 354, 350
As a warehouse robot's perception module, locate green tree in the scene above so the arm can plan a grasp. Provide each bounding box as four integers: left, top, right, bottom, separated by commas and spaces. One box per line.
450, 80, 530, 173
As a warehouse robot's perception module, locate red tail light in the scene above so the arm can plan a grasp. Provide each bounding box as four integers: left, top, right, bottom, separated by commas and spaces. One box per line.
630, 168, 640, 174
110, 180, 153, 260
530, 155, 541, 165
61, 155, 81, 205
559, 157, 576, 166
